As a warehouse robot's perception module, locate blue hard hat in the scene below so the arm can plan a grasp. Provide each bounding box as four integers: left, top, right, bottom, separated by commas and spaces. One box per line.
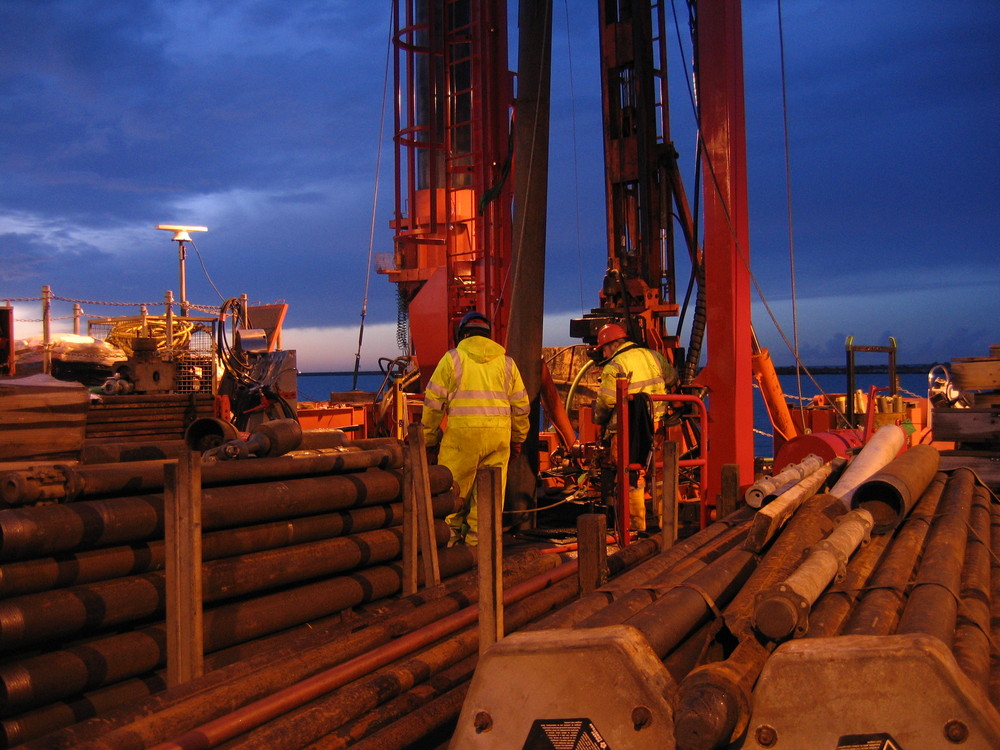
458, 311, 491, 334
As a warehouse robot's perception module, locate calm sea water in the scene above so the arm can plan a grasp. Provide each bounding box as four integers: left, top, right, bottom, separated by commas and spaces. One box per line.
297, 370, 934, 458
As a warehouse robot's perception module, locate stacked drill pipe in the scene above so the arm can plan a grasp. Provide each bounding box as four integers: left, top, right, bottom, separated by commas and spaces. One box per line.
35, 545, 646, 750
0, 439, 404, 506
671, 494, 848, 750
18, 547, 560, 750
841, 473, 947, 636
0, 443, 479, 746
0, 461, 443, 560
953, 482, 993, 693
530, 506, 756, 630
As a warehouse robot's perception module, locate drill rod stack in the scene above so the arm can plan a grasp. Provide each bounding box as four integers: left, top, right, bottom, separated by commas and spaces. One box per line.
4, 436, 999, 749
0, 437, 476, 747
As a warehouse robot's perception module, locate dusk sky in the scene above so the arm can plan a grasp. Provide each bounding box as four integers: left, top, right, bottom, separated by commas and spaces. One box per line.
1, 1, 997, 372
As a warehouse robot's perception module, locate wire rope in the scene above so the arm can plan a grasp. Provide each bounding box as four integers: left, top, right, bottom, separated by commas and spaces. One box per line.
669, 0, 844, 415
776, 0, 807, 431
352, 1, 395, 391
560, 0, 588, 315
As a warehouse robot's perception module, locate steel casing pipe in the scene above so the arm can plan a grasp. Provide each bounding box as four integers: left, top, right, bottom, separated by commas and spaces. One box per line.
850, 444, 941, 533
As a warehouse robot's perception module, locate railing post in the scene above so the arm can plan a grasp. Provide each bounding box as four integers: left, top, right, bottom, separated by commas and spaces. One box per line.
164, 291, 174, 361
661, 440, 678, 547
41, 285, 52, 374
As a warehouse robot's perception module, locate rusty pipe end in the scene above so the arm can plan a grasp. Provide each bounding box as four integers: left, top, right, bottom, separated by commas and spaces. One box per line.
753, 586, 807, 643
852, 478, 905, 534
674, 682, 742, 750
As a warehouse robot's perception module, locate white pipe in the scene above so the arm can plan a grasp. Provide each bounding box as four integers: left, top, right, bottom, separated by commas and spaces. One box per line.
829, 424, 905, 508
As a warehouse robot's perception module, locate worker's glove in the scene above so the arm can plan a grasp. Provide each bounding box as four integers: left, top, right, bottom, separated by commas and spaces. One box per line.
510, 442, 523, 457
426, 444, 439, 465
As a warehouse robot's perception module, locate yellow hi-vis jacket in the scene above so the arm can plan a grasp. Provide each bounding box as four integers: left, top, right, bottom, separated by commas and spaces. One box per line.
422, 335, 530, 449
594, 342, 679, 426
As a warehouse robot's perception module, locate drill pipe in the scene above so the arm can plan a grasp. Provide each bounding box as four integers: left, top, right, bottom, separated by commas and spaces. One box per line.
0, 445, 404, 506
574, 519, 749, 629
804, 530, 892, 638
896, 468, 975, 645
14, 547, 548, 749
850, 443, 941, 533
145, 561, 581, 750
338, 683, 469, 750
662, 617, 723, 686
744, 454, 823, 508
672, 637, 773, 750
753, 508, 875, 642
624, 546, 759, 660
727, 494, 847, 639
304, 655, 477, 750
532, 506, 755, 630
105, 543, 641, 750
951, 483, 993, 692
2, 547, 477, 717
743, 462, 841, 553
0, 492, 460, 598
0, 523, 451, 650
0, 465, 453, 560
843, 472, 946, 636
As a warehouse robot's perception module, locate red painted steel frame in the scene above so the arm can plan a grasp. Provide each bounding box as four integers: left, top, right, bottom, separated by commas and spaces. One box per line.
614, 381, 709, 544
693, 0, 755, 503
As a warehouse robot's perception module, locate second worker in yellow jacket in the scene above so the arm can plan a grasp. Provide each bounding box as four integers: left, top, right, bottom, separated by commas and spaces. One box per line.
592, 322, 679, 532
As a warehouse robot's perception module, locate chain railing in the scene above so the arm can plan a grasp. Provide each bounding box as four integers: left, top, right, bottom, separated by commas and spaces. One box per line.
3, 285, 221, 376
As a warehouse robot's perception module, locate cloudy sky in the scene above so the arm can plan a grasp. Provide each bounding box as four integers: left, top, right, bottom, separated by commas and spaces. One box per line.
1, 0, 997, 371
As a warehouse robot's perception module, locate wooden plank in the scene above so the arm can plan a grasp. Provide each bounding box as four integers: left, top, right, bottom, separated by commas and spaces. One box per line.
477, 466, 504, 653
719, 463, 740, 519
164, 452, 204, 686
406, 424, 440, 588
951, 357, 1000, 391
0, 375, 88, 460
932, 408, 1000, 443
577, 513, 608, 595
401, 426, 421, 596
744, 462, 837, 553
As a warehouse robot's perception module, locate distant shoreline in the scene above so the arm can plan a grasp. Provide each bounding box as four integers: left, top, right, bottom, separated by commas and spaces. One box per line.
299, 365, 942, 377
773, 363, 942, 375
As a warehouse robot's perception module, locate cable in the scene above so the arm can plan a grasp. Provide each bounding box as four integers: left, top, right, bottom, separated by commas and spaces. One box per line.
188, 239, 227, 302
352, 3, 395, 391
561, 0, 588, 315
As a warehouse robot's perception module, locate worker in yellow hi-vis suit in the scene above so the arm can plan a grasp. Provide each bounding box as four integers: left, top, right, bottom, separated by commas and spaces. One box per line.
592, 322, 678, 532
422, 312, 530, 546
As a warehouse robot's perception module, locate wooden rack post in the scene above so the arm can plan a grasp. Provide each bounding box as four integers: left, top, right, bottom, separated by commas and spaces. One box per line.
403, 424, 440, 594
164, 451, 204, 685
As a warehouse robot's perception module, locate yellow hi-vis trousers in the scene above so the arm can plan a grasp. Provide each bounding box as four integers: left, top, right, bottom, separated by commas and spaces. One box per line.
439, 425, 511, 545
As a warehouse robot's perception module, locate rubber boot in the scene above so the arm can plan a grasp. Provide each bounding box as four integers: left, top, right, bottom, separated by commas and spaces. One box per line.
629, 475, 647, 532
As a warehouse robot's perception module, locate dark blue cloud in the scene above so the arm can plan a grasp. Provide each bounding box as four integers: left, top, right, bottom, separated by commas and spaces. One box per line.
0, 1, 996, 368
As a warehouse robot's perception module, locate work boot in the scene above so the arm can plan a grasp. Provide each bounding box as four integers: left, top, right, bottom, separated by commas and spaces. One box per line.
629, 486, 647, 532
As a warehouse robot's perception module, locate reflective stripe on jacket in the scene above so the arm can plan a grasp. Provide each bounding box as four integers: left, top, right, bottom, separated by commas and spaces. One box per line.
594, 343, 678, 425
422, 335, 530, 447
